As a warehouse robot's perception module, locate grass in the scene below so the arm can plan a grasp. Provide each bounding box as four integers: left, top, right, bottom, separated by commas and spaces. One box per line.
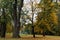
0, 33, 60, 40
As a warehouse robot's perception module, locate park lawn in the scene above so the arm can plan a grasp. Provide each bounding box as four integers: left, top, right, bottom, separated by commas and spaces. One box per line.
0, 33, 60, 40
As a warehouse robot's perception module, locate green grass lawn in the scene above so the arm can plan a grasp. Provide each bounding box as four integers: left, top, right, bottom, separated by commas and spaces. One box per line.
0, 33, 60, 40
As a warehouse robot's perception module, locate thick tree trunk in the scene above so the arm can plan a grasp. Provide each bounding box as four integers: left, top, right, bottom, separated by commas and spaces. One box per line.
1, 8, 6, 38
13, 0, 23, 38
1, 23, 6, 38
13, 0, 18, 38
17, 0, 24, 37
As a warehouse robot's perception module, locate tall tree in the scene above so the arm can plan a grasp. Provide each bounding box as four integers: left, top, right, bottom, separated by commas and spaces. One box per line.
31, 1, 35, 38
0, 0, 13, 37
35, 0, 58, 36
0, 0, 14, 38
13, 0, 18, 38
13, 0, 24, 38
17, 0, 23, 37
1, 8, 6, 38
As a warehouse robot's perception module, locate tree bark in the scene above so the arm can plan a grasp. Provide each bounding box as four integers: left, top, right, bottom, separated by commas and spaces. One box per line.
1, 8, 6, 38
17, 0, 24, 37
31, 2, 35, 38
32, 26, 35, 38
13, 0, 18, 38
13, 0, 23, 38
43, 30, 45, 37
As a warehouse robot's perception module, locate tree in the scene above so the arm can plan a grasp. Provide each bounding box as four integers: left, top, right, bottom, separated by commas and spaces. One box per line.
35, 0, 58, 36
0, 0, 8, 37
31, 1, 35, 38
17, 0, 23, 37
13, 0, 24, 38
0, 0, 14, 37
1, 8, 6, 37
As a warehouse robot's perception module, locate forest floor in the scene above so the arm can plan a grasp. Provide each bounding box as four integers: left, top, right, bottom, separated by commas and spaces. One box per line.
0, 33, 60, 40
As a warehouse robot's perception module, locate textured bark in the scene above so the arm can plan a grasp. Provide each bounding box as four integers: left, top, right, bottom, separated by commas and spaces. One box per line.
1, 8, 6, 38
17, 0, 24, 37
1, 23, 6, 38
13, 0, 18, 38
13, 0, 23, 38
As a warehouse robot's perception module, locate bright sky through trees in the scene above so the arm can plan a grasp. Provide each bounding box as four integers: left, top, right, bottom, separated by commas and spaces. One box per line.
23, 0, 40, 23
24, 0, 40, 4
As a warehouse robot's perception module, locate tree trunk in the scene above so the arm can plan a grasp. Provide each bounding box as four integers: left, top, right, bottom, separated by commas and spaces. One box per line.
13, 0, 18, 38
13, 0, 23, 38
1, 23, 6, 38
17, 0, 24, 37
43, 30, 45, 37
32, 26, 35, 38
31, 2, 35, 38
1, 8, 6, 38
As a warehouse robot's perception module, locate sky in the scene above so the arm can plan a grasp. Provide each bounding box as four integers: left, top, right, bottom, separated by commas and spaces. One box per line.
23, 0, 41, 23
24, 0, 40, 4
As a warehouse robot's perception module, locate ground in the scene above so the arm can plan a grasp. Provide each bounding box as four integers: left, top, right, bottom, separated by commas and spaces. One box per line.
0, 33, 60, 40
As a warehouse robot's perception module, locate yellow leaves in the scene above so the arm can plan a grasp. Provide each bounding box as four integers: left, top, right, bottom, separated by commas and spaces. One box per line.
36, 4, 44, 8
34, 0, 58, 34
34, 26, 40, 32
41, 5, 44, 8
34, 26, 43, 33
36, 4, 40, 8
36, 4, 42, 8
48, 0, 51, 3
58, 2, 60, 5
50, 12, 58, 25
50, 3, 55, 7
6, 22, 12, 32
